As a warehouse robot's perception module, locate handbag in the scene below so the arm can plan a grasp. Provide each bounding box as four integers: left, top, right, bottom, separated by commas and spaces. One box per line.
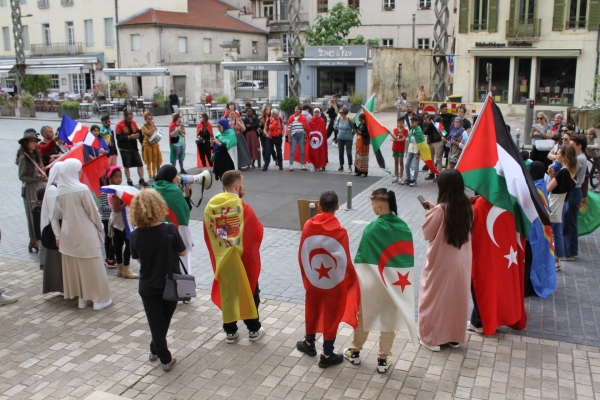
170, 135, 180, 144
163, 234, 197, 302
41, 221, 60, 250
534, 139, 555, 151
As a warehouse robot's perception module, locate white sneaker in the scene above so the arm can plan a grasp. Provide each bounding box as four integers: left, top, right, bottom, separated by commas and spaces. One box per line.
0, 293, 17, 306
347, 166, 352, 173
467, 321, 483, 334
333, 142, 338, 147
225, 332, 238, 344
392, 178, 399, 183
289, 166, 293, 171
78, 298, 92, 309
249, 327, 265, 342
419, 339, 440, 352
300, 165, 307, 170
93, 298, 112, 311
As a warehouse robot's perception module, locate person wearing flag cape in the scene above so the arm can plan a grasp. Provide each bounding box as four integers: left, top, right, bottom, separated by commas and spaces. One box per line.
307, 108, 328, 171
211, 119, 237, 181
296, 191, 359, 368
344, 188, 417, 373
204, 170, 265, 344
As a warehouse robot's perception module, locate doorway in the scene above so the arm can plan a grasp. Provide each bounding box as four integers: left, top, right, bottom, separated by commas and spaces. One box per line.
173, 76, 186, 105
317, 68, 356, 97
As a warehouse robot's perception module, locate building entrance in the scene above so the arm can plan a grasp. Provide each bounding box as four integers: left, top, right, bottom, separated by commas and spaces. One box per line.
317, 68, 355, 97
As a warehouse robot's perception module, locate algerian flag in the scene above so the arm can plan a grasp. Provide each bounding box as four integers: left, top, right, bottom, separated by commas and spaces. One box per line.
216, 128, 239, 169
354, 213, 418, 345
456, 94, 550, 236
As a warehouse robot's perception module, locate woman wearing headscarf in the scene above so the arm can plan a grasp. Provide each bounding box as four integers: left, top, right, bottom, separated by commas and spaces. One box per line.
228, 110, 252, 169
40, 161, 64, 294
51, 159, 112, 311
16, 130, 46, 253
211, 119, 237, 180
447, 117, 466, 170
152, 165, 194, 275
354, 113, 370, 177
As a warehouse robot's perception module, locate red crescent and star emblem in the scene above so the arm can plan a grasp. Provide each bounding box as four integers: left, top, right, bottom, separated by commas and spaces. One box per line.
377, 241, 414, 292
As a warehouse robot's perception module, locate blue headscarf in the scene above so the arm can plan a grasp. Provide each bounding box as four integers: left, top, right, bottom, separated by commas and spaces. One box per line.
217, 118, 231, 131
449, 117, 465, 141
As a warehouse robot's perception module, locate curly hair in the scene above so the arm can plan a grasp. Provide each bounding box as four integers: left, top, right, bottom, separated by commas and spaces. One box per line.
129, 189, 168, 228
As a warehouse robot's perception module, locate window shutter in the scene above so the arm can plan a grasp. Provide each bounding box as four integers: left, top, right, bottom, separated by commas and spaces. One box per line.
588, 0, 600, 30
488, 0, 499, 32
458, 0, 469, 33
553, 0, 565, 31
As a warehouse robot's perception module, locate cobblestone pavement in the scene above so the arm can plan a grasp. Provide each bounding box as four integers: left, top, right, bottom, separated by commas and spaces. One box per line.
2, 257, 600, 400
1, 112, 600, 357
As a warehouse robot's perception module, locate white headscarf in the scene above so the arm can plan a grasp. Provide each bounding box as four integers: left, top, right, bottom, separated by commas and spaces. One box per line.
57, 159, 89, 196
40, 161, 63, 230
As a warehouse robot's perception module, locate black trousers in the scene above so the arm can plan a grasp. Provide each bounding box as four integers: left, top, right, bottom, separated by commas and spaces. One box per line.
260, 135, 277, 164
113, 228, 130, 266
140, 293, 178, 364
197, 140, 212, 167
223, 286, 261, 334
264, 137, 283, 169
470, 284, 482, 329
102, 219, 114, 261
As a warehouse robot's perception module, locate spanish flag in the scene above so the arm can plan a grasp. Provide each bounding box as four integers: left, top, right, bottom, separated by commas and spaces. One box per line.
203, 193, 264, 323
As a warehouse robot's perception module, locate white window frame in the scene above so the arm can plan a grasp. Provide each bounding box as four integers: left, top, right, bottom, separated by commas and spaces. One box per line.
104, 18, 114, 46
178, 37, 187, 53
417, 38, 430, 49
71, 74, 84, 93
131, 34, 140, 51
66, 22, 75, 45
84, 20, 94, 47
382, 38, 394, 47
22, 25, 29, 50
50, 74, 60, 89
383, 0, 395, 9
43, 24, 51, 45
2, 27, 10, 51
419, 0, 431, 7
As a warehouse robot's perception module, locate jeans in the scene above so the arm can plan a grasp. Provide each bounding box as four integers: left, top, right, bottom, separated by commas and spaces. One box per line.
140, 293, 178, 364
563, 187, 583, 257
551, 222, 565, 259
264, 137, 283, 169
289, 132, 305, 165
223, 286, 262, 334
305, 334, 335, 356
337, 139, 353, 166
172, 145, 184, 171
113, 228, 130, 266
405, 152, 420, 182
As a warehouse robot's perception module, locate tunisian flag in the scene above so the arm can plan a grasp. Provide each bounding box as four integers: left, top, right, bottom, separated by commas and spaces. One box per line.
299, 213, 359, 339
472, 197, 527, 335
307, 116, 328, 169
204, 193, 264, 323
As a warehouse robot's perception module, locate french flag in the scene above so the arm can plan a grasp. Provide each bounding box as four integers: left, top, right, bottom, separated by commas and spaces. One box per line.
100, 185, 139, 206
59, 115, 100, 148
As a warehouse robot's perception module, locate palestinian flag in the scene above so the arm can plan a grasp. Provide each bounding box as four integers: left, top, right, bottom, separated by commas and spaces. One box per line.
360, 106, 390, 156
152, 180, 190, 228
456, 94, 550, 237
579, 192, 600, 236
204, 193, 264, 323
433, 122, 447, 137
356, 94, 386, 169
354, 214, 418, 345
99, 185, 139, 205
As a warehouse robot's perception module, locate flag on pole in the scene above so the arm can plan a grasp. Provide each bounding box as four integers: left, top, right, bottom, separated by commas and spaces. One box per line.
360, 106, 391, 156
59, 115, 100, 148
81, 154, 109, 199
411, 124, 440, 175
47, 142, 85, 169
354, 93, 375, 125
433, 122, 447, 137
99, 185, 140, 205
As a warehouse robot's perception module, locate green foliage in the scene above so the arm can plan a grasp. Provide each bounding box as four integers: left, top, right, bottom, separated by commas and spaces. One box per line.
216, 94, 230, 104
60, 100, 80, 110
110, 81, 128, 98
19, 91, 35, 108
0, 93, 13, 107
348, 91, 364, 105
93, 82, 108, 98
304, 2, 362, 46
350, 35, 380, 46
21, 75, 52, 95
279, 97, 300, 113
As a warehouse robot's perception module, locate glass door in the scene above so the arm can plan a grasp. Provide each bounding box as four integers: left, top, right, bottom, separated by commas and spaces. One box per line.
513, 57, 531, 103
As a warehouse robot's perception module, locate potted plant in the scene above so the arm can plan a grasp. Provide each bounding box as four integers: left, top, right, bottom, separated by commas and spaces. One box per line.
348, 91, 364, 113
58, 100, 80, 119
0, 93, 15, 117
19, 90, 36, 118
93, 82, 108, 100
216, 94, 229, 105
279, 97, 300, 120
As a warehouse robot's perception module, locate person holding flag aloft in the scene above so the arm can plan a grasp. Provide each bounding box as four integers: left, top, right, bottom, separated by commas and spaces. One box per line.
344, 188, 417, 373
296, 191, 359, 368
204, 170, 265, 344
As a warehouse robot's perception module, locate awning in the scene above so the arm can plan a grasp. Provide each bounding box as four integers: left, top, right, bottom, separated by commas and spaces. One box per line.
468, 48, 582, 57
26, 64, 89, 75
222, 61, 288, 71
0, 65, 11, 77
103, 68, 170, 77
303, 58, 366, 67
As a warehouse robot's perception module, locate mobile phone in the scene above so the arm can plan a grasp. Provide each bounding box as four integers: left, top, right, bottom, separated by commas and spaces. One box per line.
417, 195, 430, 210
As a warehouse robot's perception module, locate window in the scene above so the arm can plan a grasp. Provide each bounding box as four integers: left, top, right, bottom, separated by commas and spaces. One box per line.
568, 0, 587, 28
536, 58, 577, 105
5, 76, 15, 88
50, 74, 60, 89
203, 38, 211, 54
382, 39, 394, 47
131, 34, 140, 51
475, 57, 510, 102
417, 38, 430, 49
23, 25, 29, 50
43, 24, 51, 45
252, 41, 258, 54
21, 0, 26, 4
317, 0, 327, 13
348, 0, 359, 9
84, 20, 93, 47
419, 0, 431, 7
2, 27, 9, 51
513, 57, 532, 103
65, 22, 74, 45
472, 0, 488, 30
0, 0, 6, 6
178, 37, 187, 53
72, 74, 84, 93
282, 33, 289, 54
104, 18, 114, 46
383, 0, 395, 9
517, 0, 535, 20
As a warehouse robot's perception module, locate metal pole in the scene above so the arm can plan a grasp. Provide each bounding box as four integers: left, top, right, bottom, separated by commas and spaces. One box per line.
487, 63, 492, 94
524, 99, 534, 146
309, 202, 316, 219
10, 0, 26, 96
346, 182, 352, 210
432, 0, 449, 101
516, 128, 521, 149
412, 14, 416, 49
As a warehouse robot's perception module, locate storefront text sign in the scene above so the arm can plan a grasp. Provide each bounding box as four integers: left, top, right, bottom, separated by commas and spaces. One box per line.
305, 46, 368, 60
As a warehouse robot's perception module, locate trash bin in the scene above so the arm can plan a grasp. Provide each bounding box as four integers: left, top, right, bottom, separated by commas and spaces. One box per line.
448, 94, 463, 102
297, 199, 320, 230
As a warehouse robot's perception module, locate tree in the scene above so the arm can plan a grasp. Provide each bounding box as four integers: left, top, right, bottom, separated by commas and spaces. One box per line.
304, 2, 362, 46
350, 35, 380, 46
20, 75, 52, 95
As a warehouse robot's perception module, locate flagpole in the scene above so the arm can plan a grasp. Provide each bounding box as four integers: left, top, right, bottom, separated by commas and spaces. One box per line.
455, 94, 492, 170
46, 142, 84, 169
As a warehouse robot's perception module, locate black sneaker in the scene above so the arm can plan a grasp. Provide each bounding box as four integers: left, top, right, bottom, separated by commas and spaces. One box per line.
180, 169, 187, 174
336, 167, 344, 172
318, 353, 344, 368
296, 340, 317, 356
377, 358, 392, 373
139, 179, 149, 187
343, 348, 361, 365
422, 165, 429, 171
127, 179, 134, 187
425, 174, 435, 180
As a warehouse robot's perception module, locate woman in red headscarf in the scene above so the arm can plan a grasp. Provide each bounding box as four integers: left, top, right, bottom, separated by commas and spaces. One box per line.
307, 108, 328, 171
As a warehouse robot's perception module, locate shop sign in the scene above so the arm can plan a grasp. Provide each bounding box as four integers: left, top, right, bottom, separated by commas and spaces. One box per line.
305, 46, 368, 60
507, 42, 533, 47
475, 42, 533, 48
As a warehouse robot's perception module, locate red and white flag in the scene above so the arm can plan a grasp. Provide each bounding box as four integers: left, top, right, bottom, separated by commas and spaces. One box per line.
59, 115, 99, 148
99, 185, 139, 205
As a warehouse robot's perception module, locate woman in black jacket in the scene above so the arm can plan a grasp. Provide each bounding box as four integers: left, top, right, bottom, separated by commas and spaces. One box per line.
326, 99, 338, 143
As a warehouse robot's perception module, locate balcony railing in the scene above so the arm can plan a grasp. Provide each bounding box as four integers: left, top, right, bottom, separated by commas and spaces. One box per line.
506, 19, 541, 40
566, 16, 586, 29
37, 0, 49, 8
61, 0, 74, 5
265, 12, 309, 25
30, 42, 83, 56
470, 22, 488, 32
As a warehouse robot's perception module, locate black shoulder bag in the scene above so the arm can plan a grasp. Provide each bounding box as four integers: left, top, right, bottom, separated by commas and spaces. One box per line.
163, 234, 197, 302
41, 183, 60, 250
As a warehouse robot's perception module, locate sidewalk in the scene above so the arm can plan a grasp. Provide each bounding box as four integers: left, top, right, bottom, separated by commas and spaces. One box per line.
0, 257, 599, 400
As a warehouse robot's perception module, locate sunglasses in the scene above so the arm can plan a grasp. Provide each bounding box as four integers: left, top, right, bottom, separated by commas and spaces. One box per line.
563, 138, 570, 141
561, 129, 568, 132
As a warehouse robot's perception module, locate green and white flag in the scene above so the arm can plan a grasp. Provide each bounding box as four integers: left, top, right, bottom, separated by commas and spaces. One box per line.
354, 214, 418, 344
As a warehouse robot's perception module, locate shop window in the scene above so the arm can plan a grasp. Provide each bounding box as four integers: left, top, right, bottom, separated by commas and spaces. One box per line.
475, 57, 510, 102
513, 58, 532, 103
317, 68, 355, 97
72, 74, 84, 93
382, 39, 394, 47
317, 0, 327, 13
383, 0, 395, 9
418, 38, 430, 49
5, 76, 15, 88
348, 0, 359, 9
131, 34, 140, 51
536, 58, 577, 105
51, 74, 60, 89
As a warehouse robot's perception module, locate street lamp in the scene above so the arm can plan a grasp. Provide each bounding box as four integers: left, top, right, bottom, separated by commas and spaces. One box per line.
9, 0, 32, 95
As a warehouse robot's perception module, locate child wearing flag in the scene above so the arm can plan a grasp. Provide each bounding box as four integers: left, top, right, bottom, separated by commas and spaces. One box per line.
402, 116, 422, 187
391, 119, 408, 184
344, 188, 417, 373
296, 191, 359, 368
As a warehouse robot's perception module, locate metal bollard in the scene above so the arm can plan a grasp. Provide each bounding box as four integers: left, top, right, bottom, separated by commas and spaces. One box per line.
257, 143, 262, 168
347, 182, 353, 210
516, 128, 521, 150
309, 203, 316, 219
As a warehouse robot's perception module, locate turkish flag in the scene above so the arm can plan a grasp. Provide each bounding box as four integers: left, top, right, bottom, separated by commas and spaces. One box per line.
307, 117, 328, 169
298, 213, 359, 340
472, 197, 527, 335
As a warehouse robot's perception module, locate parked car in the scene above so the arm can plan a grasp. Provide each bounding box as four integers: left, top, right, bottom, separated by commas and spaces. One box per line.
236, 80, 267, 91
